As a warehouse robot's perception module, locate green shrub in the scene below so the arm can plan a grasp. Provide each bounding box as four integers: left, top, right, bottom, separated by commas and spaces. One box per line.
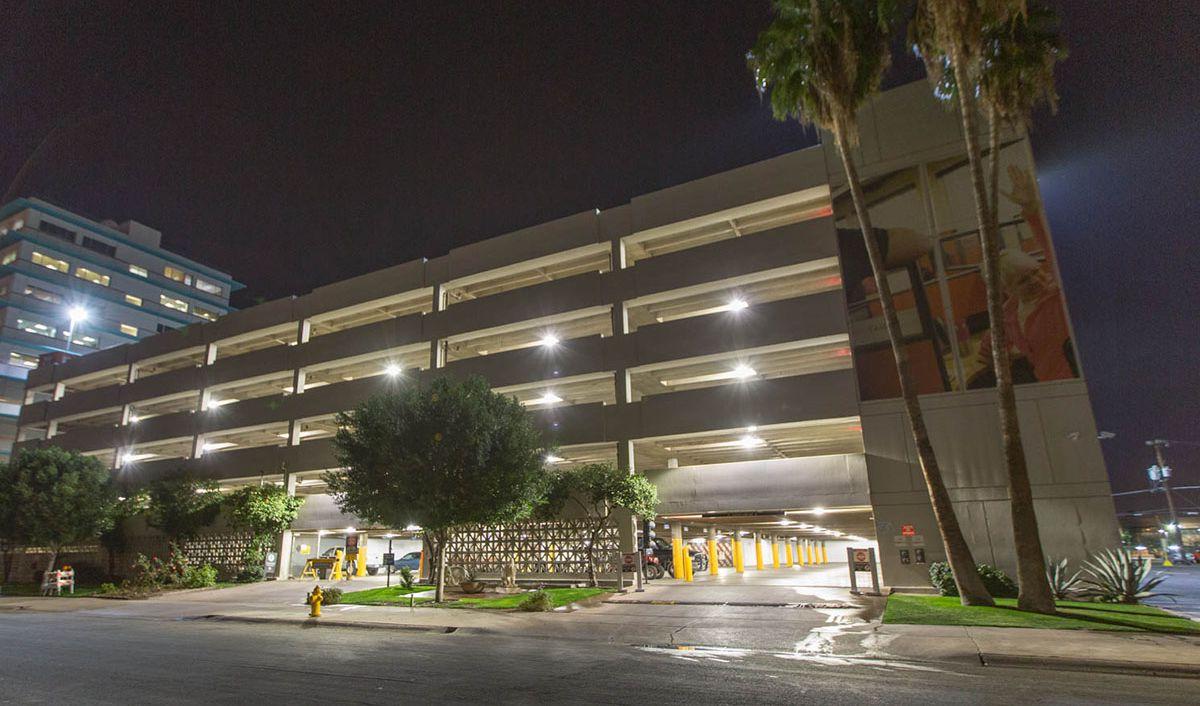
517, 589, 554, 612
1046, 557, 1083, 600
929, 562, 1018, 599
321, 586, 343, 605
180, 564, 218, 589
1080, 548, 1172, 604
399, 566, 415, 591
96, 582, 120, 595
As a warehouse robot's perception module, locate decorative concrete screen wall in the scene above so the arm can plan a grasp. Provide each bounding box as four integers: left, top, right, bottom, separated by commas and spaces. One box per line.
446, 520, 619, 579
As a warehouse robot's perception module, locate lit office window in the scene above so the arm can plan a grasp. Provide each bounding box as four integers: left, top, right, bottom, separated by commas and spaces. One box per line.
129, 264, 148, 277
8, 351, 39, 368
164, 266, 192, 285
125, 294, 143, 306
63, 331, 98, 349
194, 277, 222, 295
23, 285, 62, 304
193, 305, 219, 322
16, 318, 56, 338
31, 251, 69, 273
160, 293, 189, 312
74, 267, 111, 287
119, 323, 138, 337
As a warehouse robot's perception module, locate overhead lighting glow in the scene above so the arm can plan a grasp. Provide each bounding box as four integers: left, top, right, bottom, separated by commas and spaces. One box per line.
739, 435, 764, 449
206, 397, 238, 409
128, 414, 141, 424
660, 365, 757, 387
404, 524, 421, 531
345, 527, 356, 534
539, 333, 560, 348
121, 452, 159, 464
523, 391, 563, 407
384, 363, 402, 377
812, 507, 826, 516
727, 297, 749, 312
67, 306, 89, 324
202, 442, 236, 452
732, 364, 757, 379
544, 453, 565, 463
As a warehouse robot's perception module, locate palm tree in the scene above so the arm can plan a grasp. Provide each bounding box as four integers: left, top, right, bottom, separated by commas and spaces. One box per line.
912, 0, 1062, 614
749, 0, 993, 606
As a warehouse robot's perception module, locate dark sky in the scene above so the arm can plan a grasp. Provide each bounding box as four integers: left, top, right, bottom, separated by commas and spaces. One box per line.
2, 2, 1197, 494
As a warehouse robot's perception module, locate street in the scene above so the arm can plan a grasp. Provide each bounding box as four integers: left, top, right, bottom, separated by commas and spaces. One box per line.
0, 611, 1190, 705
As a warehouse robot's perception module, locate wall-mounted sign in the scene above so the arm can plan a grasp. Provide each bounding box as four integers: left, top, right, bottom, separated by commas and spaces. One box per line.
901, 524, 916, 537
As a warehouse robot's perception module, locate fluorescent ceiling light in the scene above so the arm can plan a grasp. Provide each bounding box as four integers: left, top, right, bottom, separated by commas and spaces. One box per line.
739, 435, 765, 448
727, 298, 749, 311
660, 365, 757, 387
202, 441, 237, 452
522, 391, 563, 407
275, 430, 325, 439
281, 381, 330, 393
384, 364, 402, 376
206, 398, 238, 409
539, 333, 560, 347
121, 452, 159, 463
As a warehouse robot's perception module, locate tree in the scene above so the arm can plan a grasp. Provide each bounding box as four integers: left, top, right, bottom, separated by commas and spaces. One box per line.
145, 473, 223, 544
539, 464, 658, 587
327, 376, 550, 602
912, 0, 1062, 613
225, 483, 305, 581
748, 0, 993, 605
6, 447, 119, 575
99, 493, 146, 579
0, 462, 19, 583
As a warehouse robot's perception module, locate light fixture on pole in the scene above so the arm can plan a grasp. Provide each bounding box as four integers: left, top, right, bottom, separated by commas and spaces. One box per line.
65, 306, 88, 352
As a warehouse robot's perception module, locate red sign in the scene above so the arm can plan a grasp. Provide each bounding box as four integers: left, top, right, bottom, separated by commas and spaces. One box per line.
901, 524, 916, 537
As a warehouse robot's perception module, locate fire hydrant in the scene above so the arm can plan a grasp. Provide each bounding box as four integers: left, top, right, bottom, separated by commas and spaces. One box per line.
308, 585, 323, 618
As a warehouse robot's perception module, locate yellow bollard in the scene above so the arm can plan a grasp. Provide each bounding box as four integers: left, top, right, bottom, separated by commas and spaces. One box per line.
707, 538, 719, 576
785, 540, 793, 567
771, 539, 780, 569
331, 549, 345, 580
798, 540, 806, 566
755, 537, 764, 570
417, 549, 424, 579
355, 545, 368, 578
672, 537, 684, 580
821, 541, 828, 564
308, 585, 323, 618
733, 537, 744, 573
807, 541, 816, 566
683, 545, 694, 582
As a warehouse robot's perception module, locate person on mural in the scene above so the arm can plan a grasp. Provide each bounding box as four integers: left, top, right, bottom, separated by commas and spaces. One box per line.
973, 165, 1078, 385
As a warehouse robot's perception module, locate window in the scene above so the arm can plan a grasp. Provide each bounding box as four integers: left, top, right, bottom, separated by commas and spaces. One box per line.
160, 293, 188, 312
0, 247, 17, 266
23, 285, 62, 304
129, 264, 148, 277
63, 331, 98, 349
163, 266, 192, 285
74, 267, 111, 287
31, 251, 69, 273
8, 351, 39, 368
125, 294, 143, 306
39, 221, 76, 243
119, 323, 138, 337
193, 305, 219, 322
156, 323, 172, 333
193, 277, 222, 295
80, 236, 117, 258
16, 318, 56, 338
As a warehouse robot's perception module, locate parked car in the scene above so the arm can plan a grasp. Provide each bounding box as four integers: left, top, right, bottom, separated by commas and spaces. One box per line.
649, 537, 708, 577
389, 551, 422, 572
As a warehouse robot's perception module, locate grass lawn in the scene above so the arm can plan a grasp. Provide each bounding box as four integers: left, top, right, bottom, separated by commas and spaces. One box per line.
1, 583, 106, 597
339, 585, 436, 605
448, 587, 609, 610
884, 594, 1200, 634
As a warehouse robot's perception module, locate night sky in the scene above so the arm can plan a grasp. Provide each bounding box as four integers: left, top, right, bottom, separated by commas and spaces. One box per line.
2, 2, 1196, 494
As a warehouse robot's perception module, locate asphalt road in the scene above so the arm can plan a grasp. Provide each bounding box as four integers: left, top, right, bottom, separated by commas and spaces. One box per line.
1149, 564, 1200, 619
0, 612, 1191, 704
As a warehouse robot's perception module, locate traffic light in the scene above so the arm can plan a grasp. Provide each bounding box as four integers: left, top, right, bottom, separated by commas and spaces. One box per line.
641, 519, 656, 550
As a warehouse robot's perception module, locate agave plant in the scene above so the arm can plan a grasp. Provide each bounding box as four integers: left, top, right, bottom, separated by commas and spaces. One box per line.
1045, 557, 1082, 600
1079, 549, 1173, 604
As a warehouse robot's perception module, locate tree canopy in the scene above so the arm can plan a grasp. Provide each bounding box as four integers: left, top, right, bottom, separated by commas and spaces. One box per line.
5, 447, 119, 571
542, 464, 658, 523
145, 473, 223, 543
327, 376, 551, 599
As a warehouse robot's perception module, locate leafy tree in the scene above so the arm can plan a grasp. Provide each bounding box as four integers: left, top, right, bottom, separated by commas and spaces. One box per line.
224, 483, 305, 581
748, 0, 993, 605
99, 493, 146, 579
0, 462, 19, 583
327, 376, 550, 602
145, 473, 223, 544
6, 447, 119, 575
539, 463, 658, 587
912, 0, 1064, 614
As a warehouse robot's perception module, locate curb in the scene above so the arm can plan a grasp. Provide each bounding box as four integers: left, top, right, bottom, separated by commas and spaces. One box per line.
604, 599, 858, 609
195, 614, 460, 634
980, 652, 1200, 679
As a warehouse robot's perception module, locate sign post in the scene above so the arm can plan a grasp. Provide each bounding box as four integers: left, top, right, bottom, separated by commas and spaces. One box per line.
846, 547, 881, 595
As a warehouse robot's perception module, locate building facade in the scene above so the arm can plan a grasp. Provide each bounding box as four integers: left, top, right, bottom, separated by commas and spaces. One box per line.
14, 83, 1120, 588
0, 198, 239, 458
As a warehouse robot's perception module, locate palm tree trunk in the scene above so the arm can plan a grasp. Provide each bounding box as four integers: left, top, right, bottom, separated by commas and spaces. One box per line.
833, 120, 993, 606
953, 63, 1055, 614
433, 530, 448, 603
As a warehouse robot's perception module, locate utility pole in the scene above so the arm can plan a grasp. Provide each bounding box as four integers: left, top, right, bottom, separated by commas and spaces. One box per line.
1147, 439, 1184, 552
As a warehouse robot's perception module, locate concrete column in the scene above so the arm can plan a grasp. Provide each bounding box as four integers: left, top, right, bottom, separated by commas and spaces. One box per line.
52, 382, 66, 401
191, 433, 206, 459
733, 530, 745, 573
615, 507, 635, 590
276, 472, 299, 579
120, 404, 132, 426
45, 419, 58, 439
291, 367, 307, 395
771, 536, 781, 569
707, 526, 719, 576
616, 439, 635, 473
821, 541, 829, 564
754, 531, 763, 570
203, 342, 218, 366
296, 318, 311, 345
785, 538, 794, 567
126, 362, 139, 384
